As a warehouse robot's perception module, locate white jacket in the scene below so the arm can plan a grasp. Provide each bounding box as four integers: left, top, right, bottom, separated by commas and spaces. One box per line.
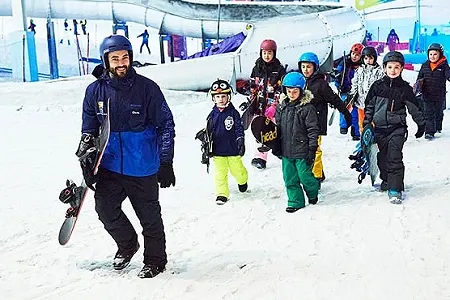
350, 64, 385, 109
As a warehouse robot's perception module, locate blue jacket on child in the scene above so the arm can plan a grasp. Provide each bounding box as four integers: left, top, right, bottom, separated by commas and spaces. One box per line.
207, 103, 244, 156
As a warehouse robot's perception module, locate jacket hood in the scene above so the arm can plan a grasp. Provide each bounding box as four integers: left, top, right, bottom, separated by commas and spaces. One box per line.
281, 89, 314, 106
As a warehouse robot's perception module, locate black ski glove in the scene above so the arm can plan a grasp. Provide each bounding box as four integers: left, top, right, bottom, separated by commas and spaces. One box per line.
239, 101, 250, 111
158, 163, 176, 188
306, 148, 317, 167
415, 123, 425, 138
237, 137, 245, 156
76, 133, 98, 190
344, 111, 353, 129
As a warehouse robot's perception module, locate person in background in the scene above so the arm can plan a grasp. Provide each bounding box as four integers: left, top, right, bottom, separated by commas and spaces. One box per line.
386, 29, 400, 52
335, 43, 364, 140
274, 72, 319, 213
60, 19, 70, 45
298, 52, 352, 186
416, 43, 450, 139
28, 19, 36, 35
349, 46, 384, 133
364, 51, 425, 204
248, 39, 286, 169
137, 29, 151, 54
73, 19, 78, 35
80, 20, 87, 35
77, 35, 175, 278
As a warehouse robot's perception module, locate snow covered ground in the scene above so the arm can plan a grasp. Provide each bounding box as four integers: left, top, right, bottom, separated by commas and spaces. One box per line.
0, 68, 450, 300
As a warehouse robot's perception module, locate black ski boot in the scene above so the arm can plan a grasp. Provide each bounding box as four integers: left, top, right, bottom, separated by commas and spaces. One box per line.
251, 158, 266, 169
216, 196, 228, 205
238, 183, 248, 192
113, 242, 140, 270
138, 264, 165, 278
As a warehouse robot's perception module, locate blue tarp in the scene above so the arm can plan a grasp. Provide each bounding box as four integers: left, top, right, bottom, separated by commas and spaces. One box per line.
185, 32, 246, 60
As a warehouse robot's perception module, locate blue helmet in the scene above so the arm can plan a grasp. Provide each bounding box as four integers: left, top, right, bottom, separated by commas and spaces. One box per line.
99, 35, 133, 68
282, 72, 306, 90
298, 52, 320, 71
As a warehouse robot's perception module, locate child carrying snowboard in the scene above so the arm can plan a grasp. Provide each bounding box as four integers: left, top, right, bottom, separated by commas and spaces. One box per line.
364, 51, 425, 203
274, 72, 320, 212
201, 79, 248, 205
245, 39, 286, 170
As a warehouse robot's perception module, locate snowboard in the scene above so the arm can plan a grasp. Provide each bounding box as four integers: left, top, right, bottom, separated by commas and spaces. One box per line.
237, 78, 271, 130
349, 123, 379, 185
250, 116, 281, 153
58, 104, 110, 245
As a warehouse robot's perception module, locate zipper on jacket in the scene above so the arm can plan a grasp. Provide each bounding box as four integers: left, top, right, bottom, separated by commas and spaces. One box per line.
391, 99, 395, 112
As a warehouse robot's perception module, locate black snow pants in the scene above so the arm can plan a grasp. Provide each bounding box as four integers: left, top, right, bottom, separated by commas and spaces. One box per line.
375, 127, 407, 192
94, 168, 167, 267
423, 100, 444, 134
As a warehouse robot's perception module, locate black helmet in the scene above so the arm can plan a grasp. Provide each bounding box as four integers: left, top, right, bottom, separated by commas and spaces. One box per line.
210, 79, 232, 96
383, 51, 404, 67
427, 43, 444, 55
99, 35, 133, 68
361, 46, 378, 61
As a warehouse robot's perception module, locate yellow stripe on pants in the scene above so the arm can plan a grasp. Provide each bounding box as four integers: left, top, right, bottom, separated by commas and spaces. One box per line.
213, 156, 248, 198
312, 135, 323, 179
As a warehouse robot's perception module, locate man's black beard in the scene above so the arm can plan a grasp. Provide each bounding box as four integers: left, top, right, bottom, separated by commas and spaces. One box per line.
109, 65, 129, 78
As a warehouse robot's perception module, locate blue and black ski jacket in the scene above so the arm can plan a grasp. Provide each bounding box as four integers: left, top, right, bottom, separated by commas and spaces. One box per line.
81, 67, 175, 177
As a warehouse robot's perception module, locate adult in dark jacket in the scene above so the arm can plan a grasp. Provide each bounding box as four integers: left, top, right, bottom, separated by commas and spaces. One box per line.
248, 39, 286, 170
275, 72, 320, 213
416, 43, 450, 138
364, 51, 425, 203
76, 35, 175, 278
298, 52, 352, 183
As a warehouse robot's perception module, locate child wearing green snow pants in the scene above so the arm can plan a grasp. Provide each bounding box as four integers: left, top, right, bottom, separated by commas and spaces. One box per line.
274, 72, 320, 213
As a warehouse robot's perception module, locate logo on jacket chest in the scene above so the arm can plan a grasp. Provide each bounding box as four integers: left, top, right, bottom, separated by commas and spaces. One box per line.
224, 116, 234, 131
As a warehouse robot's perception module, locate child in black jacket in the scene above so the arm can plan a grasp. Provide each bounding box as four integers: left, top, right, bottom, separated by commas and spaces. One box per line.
364, 51, 425, 204
416, 43, 450, 139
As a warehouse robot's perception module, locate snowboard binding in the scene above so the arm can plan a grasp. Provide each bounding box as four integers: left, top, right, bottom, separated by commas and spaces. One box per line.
59, 179, 85, 217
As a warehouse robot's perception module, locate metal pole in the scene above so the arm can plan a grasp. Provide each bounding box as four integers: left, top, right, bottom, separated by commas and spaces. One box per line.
217, 0, 221, 43
416, 0, 421, 52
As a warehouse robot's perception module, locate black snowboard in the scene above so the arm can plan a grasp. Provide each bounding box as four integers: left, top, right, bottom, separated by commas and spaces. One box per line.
250, 116, 280, 153
58, 103, 110, 246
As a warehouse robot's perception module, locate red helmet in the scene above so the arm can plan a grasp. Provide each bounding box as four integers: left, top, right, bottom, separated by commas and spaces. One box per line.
260, 39, 277, 52
351, 43, 364, 55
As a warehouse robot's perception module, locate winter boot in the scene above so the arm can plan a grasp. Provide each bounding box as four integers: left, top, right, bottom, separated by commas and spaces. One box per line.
308, 196, 318, 205
238, 183, 248, 192
216, 196, 228, 205
137, 264, 165, 278
380, 180, 388, 192
388, 190, 402, 204
251, 158, 266, 169
286, 206, 303, 213
425, 133, 434, 140
340, 127, 348, 134
113, 242, 140, 270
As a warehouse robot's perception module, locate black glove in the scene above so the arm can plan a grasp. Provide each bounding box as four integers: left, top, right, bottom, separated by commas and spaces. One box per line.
344, 111, 352, 129
415, 123, 425, 138
239, 101, 250, 111
306, 149, 317, 167
158, 163, 176, 188
75, 133, 96, 157
79, 149, 98, 190
237, 137, 245, 156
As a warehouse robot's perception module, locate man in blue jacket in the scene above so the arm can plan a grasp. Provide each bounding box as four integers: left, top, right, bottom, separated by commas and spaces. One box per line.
76, 34, 175, 278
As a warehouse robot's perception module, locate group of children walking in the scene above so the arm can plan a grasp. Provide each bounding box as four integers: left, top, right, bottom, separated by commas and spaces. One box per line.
198, 38, 448, 210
